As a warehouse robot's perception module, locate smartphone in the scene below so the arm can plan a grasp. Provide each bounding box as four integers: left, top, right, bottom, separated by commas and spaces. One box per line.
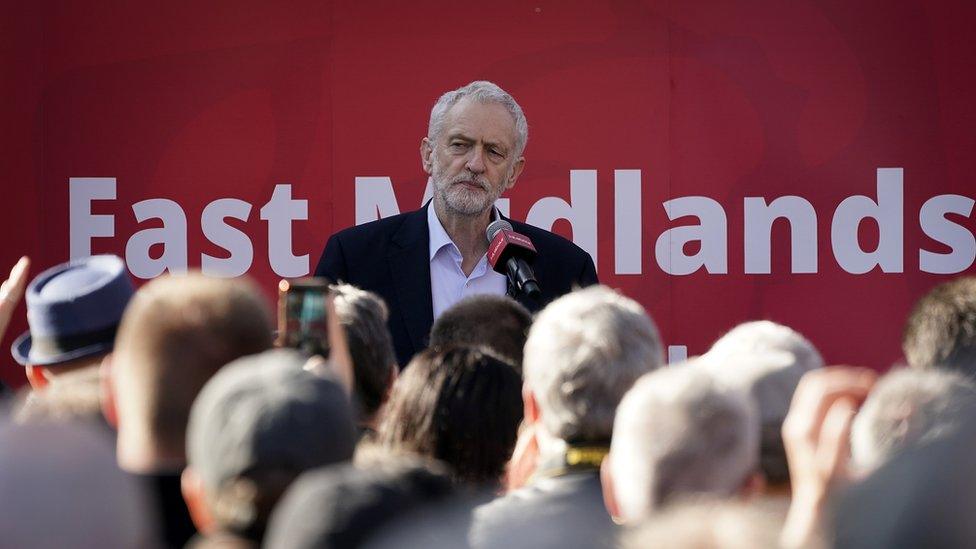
276, 277, 331, 358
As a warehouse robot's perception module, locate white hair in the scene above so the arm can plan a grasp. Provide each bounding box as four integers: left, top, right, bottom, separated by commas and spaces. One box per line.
707, 320, 824, 375
0, 421, 156, 547
608, 362, 760, 522
701, 321, 825, 485
851, 367, 976, 471
523, 285, 664, 443
428, 81, 528, 157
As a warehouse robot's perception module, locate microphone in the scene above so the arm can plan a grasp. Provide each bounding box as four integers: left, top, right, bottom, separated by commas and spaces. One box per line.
486, 220, 542, 299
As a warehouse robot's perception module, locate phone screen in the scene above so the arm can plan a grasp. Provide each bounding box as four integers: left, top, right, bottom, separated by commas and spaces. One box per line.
277, 278, 331, 358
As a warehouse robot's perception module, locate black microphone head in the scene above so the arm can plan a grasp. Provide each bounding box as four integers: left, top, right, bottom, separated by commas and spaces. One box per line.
486, 219, 513, 242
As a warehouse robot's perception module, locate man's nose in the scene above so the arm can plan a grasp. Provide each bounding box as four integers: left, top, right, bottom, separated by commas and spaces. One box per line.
465, 146, 487, 174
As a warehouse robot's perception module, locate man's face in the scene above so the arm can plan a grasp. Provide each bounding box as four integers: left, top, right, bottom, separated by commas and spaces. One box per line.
422, 98, 525, 217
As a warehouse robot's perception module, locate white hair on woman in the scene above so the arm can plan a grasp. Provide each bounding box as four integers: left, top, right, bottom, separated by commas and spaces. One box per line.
607, 362, 760, 522
523, 285, 664, 443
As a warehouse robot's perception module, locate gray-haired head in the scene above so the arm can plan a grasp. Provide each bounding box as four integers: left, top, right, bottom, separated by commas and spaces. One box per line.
707, 321, 824, 374
608, 362, 760, 522
701, 321, 824, 485
523, 285, 664, 443
330, 283, 396, 421
903, 277, 976, 375
851, 367, 976, 472
428, 81, 528, 158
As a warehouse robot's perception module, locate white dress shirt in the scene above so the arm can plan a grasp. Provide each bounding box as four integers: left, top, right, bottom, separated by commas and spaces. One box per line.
428, 205, 507, 320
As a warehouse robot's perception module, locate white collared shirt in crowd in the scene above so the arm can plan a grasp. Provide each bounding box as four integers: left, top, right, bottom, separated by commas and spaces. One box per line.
428, 204, 507, 320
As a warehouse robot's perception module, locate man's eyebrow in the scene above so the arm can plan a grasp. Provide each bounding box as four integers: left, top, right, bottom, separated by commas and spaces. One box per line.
484, 140, 509, 151
445, 133, 510, 152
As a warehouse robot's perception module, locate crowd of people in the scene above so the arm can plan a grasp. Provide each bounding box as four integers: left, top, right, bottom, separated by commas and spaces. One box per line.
2, 253, 976, 548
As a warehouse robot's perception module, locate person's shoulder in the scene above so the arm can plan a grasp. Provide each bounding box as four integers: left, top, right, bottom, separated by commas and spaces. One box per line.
508, 219, 590, 260
331, 209, 422, 240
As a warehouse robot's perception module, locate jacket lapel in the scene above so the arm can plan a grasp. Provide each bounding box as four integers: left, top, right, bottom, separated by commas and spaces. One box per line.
388, 204, 434, 355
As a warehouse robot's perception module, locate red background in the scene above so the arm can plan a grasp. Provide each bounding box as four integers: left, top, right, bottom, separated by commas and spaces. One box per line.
2, 1, 975, 387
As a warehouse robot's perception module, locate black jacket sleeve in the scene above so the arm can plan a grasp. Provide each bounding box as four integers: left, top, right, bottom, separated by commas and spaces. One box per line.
314, 234, 348, 283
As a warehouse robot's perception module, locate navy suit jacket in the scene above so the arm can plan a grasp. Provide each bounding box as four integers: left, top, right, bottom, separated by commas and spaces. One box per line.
314, 203, 598, 367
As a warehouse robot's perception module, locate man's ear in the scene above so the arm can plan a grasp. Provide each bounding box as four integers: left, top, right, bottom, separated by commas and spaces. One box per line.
601, 456, 623, 522
24, 365, 49, 390
522, 386, 540, 426
99, 353, 118, 429
505, 156, 526, 191
181, 467, 215, 535
420, 137, 434, 174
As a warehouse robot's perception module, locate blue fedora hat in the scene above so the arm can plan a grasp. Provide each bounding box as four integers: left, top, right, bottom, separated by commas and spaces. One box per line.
11, 255, 135, 366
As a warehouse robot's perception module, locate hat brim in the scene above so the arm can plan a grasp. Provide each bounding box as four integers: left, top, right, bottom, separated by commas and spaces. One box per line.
11, 331, 113, 367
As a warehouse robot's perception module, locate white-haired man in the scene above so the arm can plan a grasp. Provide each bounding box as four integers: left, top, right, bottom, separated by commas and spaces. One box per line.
471, 285, 663, 548
602, 362, 762, 523
700, 320, 824, 492
315, 81, 597, 367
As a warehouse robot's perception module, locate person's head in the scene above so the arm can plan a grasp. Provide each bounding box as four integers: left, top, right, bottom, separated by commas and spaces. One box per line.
108, 273, 274, 473
620, 499, 787, 549
378, 346, 522, 485
522, 285, 664, 446
604, 363, 761, 523
903, 277, 976, 375
707, 320, 824, 373
0, 421, 156, 548
182, 349, 356, 542
329, 283, 397, 427
264, 459, 454, 549
429, 294, 532, 372
850, 367, 976, 472
11, 255, 135, 390
421, 81, 527, 217
701, 321, 824, 488
14, 365, 105, 427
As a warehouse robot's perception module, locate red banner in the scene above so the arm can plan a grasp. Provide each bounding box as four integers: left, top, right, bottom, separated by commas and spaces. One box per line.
3, 1, 975, 386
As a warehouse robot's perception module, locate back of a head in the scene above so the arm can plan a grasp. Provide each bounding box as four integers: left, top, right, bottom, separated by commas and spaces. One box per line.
707, 320, 824, 375
608, 363, 759, 522
836, 410, 976, 549
702, 321, 824, 486
330, 283, 397, 420
14, 365, 106, 426
0, 421, 156, 548
850, 367, 976, 472
523, 285, 664, 443
429, 294, 532, 371
903, 277, 976, 375
621, 499, 788, 549
113, 273, 274, 459
264, 459, 454, 549
378, 346, 523, 485
187, 348, 357, 540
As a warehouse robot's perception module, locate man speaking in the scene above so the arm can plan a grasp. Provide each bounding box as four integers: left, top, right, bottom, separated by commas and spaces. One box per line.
315, 81, 597, 367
